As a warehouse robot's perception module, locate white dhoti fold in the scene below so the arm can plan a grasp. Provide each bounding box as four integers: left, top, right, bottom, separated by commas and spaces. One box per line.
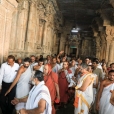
26, 81, 52, 114
15, 66, 32, 110
74, 73, 94, 114
99, 83, 114, 114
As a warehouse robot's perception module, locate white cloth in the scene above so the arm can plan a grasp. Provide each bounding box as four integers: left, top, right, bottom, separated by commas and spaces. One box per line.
64, 70, 76, 87
97, 64, 102, 70
91, 74, 97, 103
74, 73, 93, 114
99, 83, 114, 114
60, 62, 63, 69
0, 62, 19, 86
30, 62, 38, 71
70, 65, 77, 75
38, 65, 44, 72
15, 66, 32, 110
26, 81, 52, 114
52, 64, 61, 73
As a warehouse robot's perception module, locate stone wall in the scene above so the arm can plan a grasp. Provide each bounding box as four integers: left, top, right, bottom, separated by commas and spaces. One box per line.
0, 0, 18, 63
8, 0, 63, 59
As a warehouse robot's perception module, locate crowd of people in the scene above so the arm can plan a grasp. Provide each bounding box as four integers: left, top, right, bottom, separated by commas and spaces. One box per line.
0, 51, 114, 114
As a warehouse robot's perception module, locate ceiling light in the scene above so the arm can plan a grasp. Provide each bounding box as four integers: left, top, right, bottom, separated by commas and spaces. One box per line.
71, 28, 78, 33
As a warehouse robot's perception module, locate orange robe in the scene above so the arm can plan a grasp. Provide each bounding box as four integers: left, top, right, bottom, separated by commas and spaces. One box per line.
58, 70, 70, 103
44, 71, 58, 114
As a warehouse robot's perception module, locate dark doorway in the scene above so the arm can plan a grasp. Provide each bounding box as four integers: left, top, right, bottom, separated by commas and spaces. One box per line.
70, 48, 77, 57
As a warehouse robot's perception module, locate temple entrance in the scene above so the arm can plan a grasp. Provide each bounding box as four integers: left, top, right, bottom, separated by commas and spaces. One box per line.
70, 47, 77, 57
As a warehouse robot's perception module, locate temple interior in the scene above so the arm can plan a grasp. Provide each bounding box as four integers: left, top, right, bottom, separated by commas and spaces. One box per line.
0, 0, 114, 65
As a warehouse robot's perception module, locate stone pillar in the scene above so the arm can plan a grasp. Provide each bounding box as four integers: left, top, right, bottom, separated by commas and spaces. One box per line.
10, 10, 18, 50
106, 37, 112, 63
42, 21, 47, 46
105, 26, 113, 63
38, 19, 45, 46
15, 1, 29, 50
108, 40, 114, 65
25, 1, 37, 52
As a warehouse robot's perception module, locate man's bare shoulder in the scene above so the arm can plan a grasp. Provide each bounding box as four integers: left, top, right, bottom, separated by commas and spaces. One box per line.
18, 65, 26, 72
101, 79, 112, 86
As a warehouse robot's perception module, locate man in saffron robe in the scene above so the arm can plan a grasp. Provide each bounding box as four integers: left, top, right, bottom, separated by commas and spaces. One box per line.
58, 61, 72, 107
43, 64, 60, 114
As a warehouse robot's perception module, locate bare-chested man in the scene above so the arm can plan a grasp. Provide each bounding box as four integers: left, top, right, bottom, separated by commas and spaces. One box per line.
96, 70, 114, 114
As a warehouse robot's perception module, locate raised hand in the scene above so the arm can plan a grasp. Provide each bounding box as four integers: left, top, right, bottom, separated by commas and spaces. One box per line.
59, 51, 64, 55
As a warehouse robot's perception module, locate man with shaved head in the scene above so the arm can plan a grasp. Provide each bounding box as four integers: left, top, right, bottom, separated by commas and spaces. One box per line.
43, 64, 60, 114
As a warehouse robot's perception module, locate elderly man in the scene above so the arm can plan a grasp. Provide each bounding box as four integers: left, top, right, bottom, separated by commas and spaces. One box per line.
74, 65, 94, 114
43, 64, 60, 114
0, 55, 19, 114
11, 70, 52, 114
96, 70, 114, 114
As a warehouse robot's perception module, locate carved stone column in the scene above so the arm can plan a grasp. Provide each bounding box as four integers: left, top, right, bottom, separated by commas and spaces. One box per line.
10, 10, 18, 50
38, 19, 45, 46
106, 37, 111, 62
25, 1, 37, 51
42, 21, 47, 46
108, 40, 114, 65
105, 26, 113, 63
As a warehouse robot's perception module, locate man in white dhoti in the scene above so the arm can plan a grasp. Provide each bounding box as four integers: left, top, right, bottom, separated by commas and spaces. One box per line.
11, 70, 52, 114
5, 57, 32, 114
74, 65, 94, 114
96, 70, 114, 114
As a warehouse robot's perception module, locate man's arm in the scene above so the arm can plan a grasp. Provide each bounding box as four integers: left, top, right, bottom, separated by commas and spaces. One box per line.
96, 81, 104, 110
77, 76, 92, 92
55, 83, 60, 99
5, 66, 24, 96
11, 97, 28, 105
25, 99, 46, 114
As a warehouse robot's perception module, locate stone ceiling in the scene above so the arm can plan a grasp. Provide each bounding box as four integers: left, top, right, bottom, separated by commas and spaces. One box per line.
56, 0, 112, 32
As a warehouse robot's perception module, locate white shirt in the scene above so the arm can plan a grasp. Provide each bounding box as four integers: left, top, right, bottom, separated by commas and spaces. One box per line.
0, 62, 19, 87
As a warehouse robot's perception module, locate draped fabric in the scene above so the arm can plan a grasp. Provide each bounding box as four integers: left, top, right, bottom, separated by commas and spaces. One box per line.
99, 83, 114, 114
15, 66, 32, 110
26, 81, 52, 114
44, 70, 58, 114
58, 70, 71, 103
74, 73, 93, 114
